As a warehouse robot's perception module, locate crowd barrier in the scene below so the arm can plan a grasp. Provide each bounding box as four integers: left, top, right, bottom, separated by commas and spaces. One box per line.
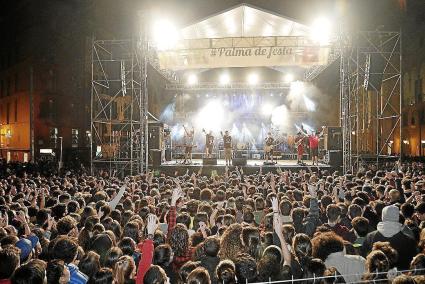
236, 267, 425, 284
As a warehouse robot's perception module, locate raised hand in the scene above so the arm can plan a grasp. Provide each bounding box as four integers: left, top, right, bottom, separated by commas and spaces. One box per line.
271, 197, 279, 213
46, 214, 55, 231
146, 214, 158, 235
16, 211, 27, 224
308, 184, 318, 198
270, 174, 276, 192
217, 201, 224, 210
171, 187, 184, 207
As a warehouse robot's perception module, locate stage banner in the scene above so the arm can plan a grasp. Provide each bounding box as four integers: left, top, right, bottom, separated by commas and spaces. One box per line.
156, 37, 330, 70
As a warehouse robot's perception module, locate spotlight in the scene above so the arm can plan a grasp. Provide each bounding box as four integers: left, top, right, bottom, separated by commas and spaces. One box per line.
187, 74, 198, 85
310, 17, 332, 45
152, 19, 179, 50
196, 101, 224, 132
403, 140, 409, 144
247, 73, 259, 85
351, 131, 356, 135
261, 103, 274, 116
303, 96, 316, 111
284, 74, 294, 83
219, 73, 230, 85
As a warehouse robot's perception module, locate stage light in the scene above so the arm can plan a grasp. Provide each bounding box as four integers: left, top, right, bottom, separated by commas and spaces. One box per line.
389, 140, 394, 144
351, 131, 356, 135
301, 123, 314, 133
247, 73, 259, 85
187, 74, 198, 85
271, 105, 289, 127
219, 73, 230, 85
422, 140, 425, 144
310, 17, 332, 45
284, 74, 294, 83
261, 103, 274, 116
152, 19, 179, 50
303, 95, 316, 111
196, 101, 224, 132
403, 140, 409, 144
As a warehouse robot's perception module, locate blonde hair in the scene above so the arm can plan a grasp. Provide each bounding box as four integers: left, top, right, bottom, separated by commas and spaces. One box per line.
113, 255, 135, 284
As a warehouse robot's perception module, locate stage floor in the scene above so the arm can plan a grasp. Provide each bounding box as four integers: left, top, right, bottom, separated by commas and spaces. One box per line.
154, 159, 334, 175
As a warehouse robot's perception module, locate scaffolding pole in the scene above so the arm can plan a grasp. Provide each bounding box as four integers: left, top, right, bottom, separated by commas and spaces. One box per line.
340, 30, 402, 172
90, 39, 146, 177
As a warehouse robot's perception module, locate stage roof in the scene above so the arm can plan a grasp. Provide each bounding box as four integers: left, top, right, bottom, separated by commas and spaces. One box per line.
180, 4, 310, 39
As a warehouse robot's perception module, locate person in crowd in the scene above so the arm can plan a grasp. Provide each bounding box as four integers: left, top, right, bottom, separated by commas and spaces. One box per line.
0, 246, 21, 284
363, 204, 418, 270
312, 231, 366, 283
0, 158, 425, 284
46, 259, 71, 284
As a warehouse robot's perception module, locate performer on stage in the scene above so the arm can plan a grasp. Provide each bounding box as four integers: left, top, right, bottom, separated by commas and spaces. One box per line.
295, 131, 305, 165
183, 125, 194, 164
161, 129, 170, 163
302, 126, 325, 166
264, 132, 275, 163
203, 129, 214, 158
221, 130, 232, 166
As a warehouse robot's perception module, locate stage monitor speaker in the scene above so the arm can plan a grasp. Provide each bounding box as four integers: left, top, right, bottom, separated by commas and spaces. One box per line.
328, 150, 342, 167
325, 127, 342, 151
203, 158, 217, 165
150, 149, 162, 167
148, 122, 163, 151
232, 158, 247, 166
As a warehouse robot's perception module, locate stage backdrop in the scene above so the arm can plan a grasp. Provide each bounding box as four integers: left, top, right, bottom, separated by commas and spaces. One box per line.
156, 36, 330, 70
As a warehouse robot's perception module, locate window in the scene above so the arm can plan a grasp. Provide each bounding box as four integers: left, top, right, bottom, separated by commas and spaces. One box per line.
72, 129, 79, 148
14, 99, 18, 122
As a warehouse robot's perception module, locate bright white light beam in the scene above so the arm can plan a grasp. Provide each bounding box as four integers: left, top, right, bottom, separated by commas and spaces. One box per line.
187, 74, 198, 85
152, 19, 179, 50
310, 17, 332, 45
303, 95, 316, 111
219, 73, 230, 85
247, 73, 259, 85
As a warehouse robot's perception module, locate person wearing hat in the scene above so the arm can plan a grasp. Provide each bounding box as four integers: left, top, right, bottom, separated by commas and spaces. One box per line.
362, 205, 418, 270
15, 235, 39, 264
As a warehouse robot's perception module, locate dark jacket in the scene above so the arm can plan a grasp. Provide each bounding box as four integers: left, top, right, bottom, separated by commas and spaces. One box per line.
362, 230, 417, 270
293, 198, 321, 237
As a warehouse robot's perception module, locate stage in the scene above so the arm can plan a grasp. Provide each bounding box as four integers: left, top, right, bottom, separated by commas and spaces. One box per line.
152, 159, 335, 176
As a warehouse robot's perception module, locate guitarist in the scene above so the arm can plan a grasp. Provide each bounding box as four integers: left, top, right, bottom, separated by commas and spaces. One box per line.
203, 129, 214, 158
183, 125, 194, 164
295, 131, 305, 165
301, 126, 325, 166
264, 132, 275, 163
221, 130, 232, 166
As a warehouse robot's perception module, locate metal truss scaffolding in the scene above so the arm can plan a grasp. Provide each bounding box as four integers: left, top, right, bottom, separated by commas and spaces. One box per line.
340, 31, 401, 172
90, 39, 148, 177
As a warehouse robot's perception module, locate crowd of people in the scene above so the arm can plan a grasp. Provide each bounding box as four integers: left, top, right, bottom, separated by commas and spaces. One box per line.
0, 158, 425, 284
